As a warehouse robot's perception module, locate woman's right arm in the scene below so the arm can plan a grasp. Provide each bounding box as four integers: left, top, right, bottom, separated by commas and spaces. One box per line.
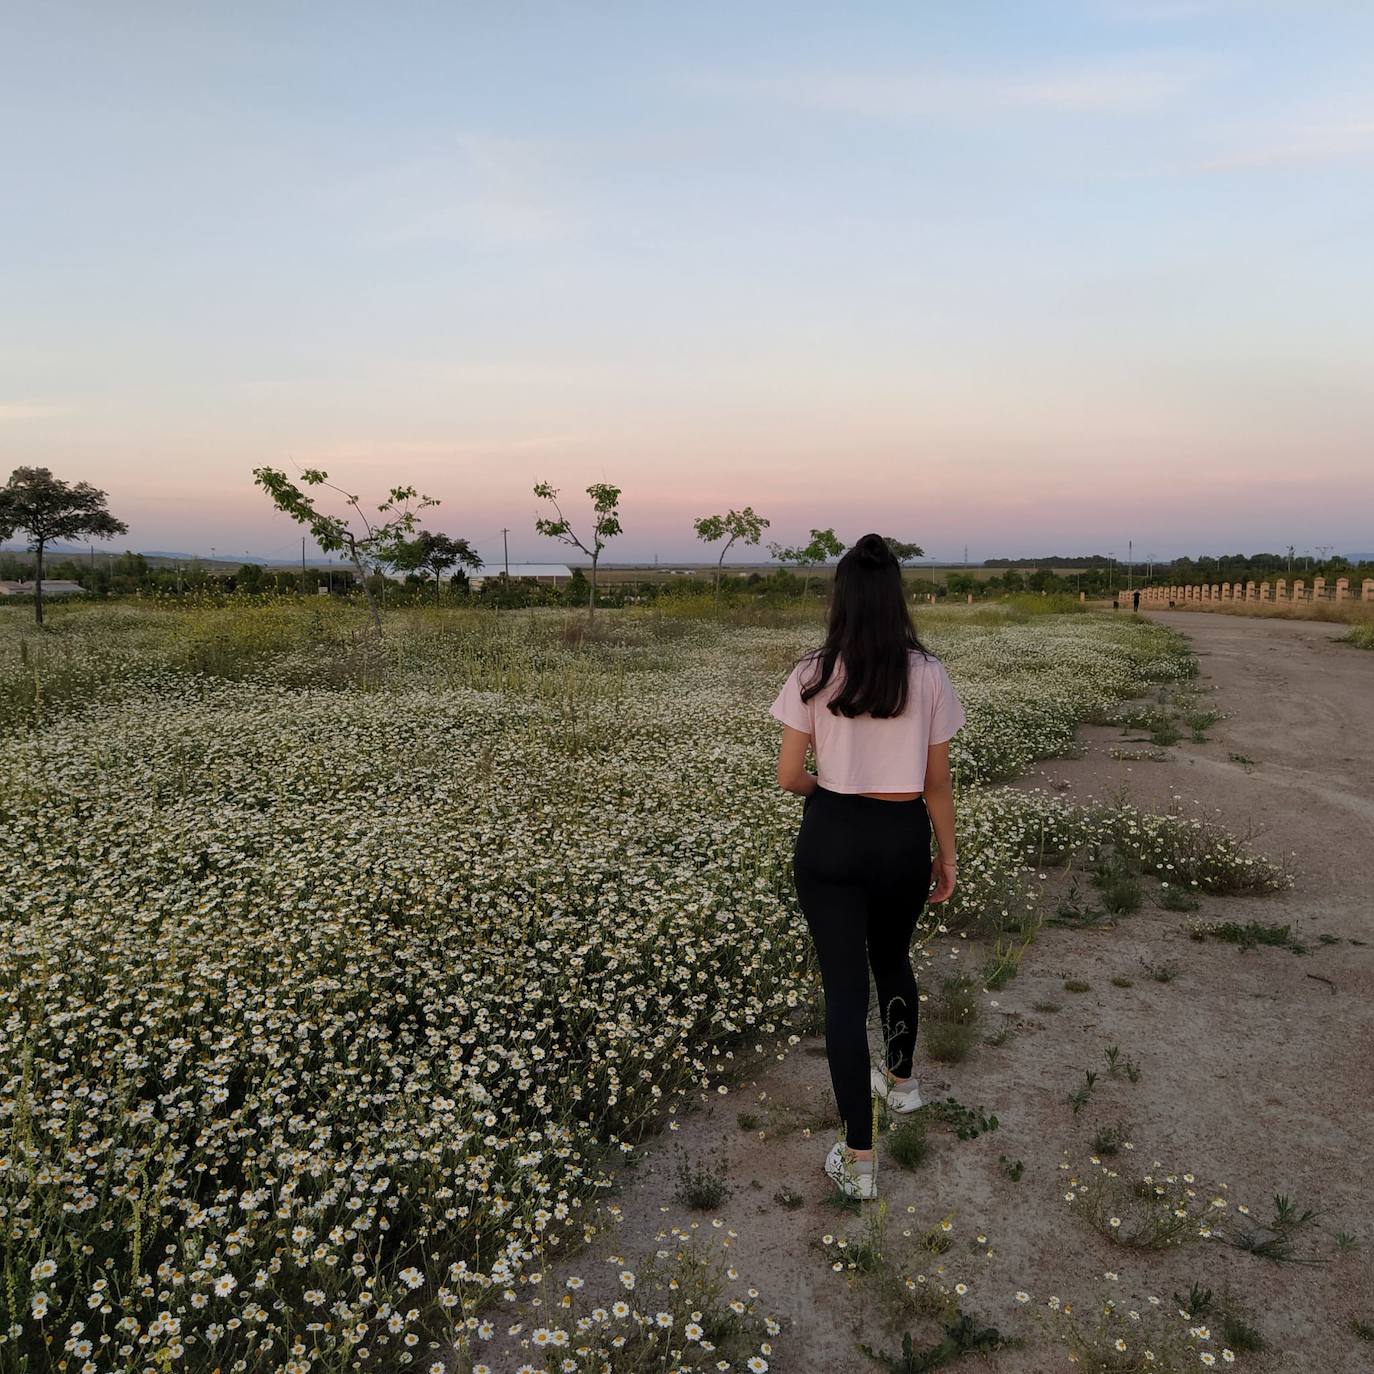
924, 740, 957, 903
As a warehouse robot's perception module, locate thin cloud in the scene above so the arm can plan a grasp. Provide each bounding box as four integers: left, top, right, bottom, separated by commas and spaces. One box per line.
0, 403, 65, 420
355, 133, 576, 247
683, 54, 1220, 119
296, 435, 587, 463
1196, 119, 1374, 170
1098, 0, 1319, 18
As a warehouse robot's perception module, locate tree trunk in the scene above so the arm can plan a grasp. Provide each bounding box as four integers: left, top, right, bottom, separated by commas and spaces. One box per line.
715, 549, 725, 604
350, 545, 382, 636
34, 538, 45, 627
588, 557, 597, 623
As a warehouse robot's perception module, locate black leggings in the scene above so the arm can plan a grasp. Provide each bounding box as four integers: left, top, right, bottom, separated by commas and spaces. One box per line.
793, 785, 933, 1150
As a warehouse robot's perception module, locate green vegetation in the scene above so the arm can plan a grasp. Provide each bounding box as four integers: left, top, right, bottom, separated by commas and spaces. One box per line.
673, 1146, 734, 1210
1191, 919, 1309, 954
887, 1116, 932, 1171
919, 1098, 1000, 1141
0, 599, 1293, 1372
859, 1312, 1010, 1370
923, 975, 983, 1063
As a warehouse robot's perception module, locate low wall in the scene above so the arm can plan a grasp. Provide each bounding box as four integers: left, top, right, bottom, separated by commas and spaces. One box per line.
1134, 577, 1373, 607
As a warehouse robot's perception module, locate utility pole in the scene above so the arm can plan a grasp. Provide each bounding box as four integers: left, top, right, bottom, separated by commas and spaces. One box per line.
1127, 539, 1133, 590
963, 544, 968, 567
502, 528, 510, 579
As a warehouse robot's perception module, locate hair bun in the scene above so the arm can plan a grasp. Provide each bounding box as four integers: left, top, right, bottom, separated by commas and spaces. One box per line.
854, 533, 890, 565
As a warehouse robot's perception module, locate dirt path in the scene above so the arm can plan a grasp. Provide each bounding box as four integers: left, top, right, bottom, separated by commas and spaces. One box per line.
482, 614, 1374, 1374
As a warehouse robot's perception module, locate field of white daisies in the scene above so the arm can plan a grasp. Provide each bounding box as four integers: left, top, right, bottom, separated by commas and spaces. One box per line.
0, 599, 1285, 1374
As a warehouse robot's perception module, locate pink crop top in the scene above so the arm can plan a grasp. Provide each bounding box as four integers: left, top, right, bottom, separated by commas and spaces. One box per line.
768, 649, 966, 794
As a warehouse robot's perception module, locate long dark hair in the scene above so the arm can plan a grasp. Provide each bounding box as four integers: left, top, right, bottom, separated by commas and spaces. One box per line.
795, 532, 931, 718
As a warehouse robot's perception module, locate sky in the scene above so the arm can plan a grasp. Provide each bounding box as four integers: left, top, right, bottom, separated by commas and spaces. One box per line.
2, 0, 1372, 566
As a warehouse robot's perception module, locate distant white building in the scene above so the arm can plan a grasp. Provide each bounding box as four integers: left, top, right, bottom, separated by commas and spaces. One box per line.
467, 562, 573, 589
0, 579, 86, 597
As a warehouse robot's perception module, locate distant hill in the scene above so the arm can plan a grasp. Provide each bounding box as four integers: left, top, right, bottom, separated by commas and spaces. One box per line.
139, 549, 266, 564
1, 544, 343, 569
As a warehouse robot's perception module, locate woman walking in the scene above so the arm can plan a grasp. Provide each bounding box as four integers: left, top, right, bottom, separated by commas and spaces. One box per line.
768, 532, 965, 1200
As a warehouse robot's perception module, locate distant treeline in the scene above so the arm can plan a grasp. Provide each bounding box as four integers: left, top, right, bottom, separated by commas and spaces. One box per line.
984, 554, 1128, 568
984, 551, 1371, 580
4, 548, 1369, 609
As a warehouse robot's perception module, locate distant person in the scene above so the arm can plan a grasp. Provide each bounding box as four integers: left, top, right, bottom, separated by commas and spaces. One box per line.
768, 533, 965, 1201
1132, 589, 1140, 612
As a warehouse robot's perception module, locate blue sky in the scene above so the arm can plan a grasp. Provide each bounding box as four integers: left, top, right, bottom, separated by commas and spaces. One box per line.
2, 0, 1372, 563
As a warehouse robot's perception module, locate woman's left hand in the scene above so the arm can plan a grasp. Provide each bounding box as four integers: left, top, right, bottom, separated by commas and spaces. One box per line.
928, 857, 957, 904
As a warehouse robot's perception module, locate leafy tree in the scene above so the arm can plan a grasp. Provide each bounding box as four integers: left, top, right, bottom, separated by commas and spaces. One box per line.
533, 480, 623, 621
883, 537, 926, 565
766, 527, 846, 596
237, 563, 265, 594
564, 567, 590, 606
693, 506, 771, 604
252, 467, 437, 634
388, 530, 482, 600
0, 466, 127, 625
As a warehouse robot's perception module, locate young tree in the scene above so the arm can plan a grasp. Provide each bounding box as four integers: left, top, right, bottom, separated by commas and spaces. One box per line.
693, 506, 771, 604
883, 537, 925, 565
766, 527, 846, 597
388, 530, 483, 600
533, 480, 622, 622
237, 562, 266, 594
0, 466, 127, 625
252, 467, 437, 635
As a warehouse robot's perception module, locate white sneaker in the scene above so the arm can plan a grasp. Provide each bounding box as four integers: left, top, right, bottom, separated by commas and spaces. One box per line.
824, 1140, 878, 1200
871, 1065, 923, 1113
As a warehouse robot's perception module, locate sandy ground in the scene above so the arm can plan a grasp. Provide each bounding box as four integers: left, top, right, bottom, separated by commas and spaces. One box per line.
481, 612, 1373, 1374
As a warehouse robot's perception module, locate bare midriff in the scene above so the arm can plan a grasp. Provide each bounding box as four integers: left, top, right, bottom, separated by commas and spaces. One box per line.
858, 790, 924, 801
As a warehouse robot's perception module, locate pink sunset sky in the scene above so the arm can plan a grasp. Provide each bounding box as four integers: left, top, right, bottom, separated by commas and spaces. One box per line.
3, 1, 1372, 564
